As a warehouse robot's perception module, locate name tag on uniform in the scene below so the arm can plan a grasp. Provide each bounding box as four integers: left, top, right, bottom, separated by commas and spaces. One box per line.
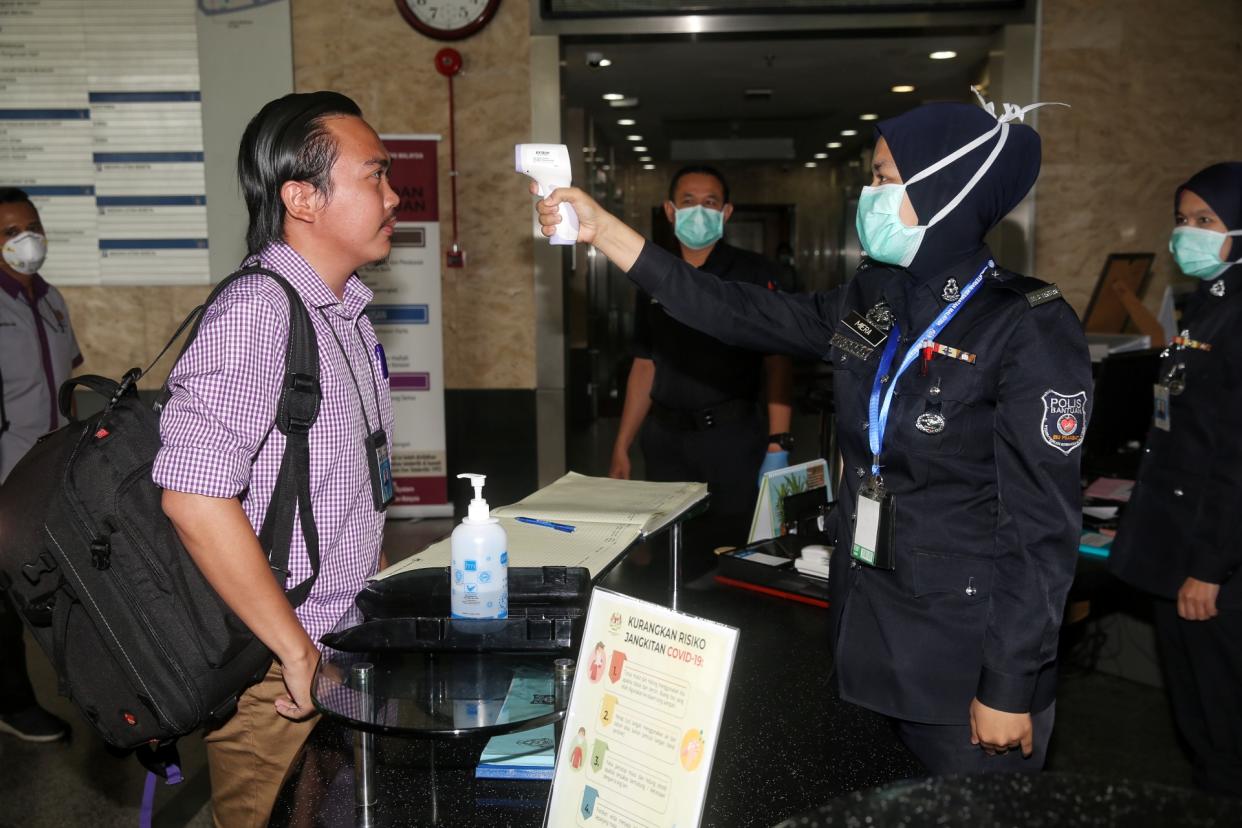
831, 332, 874, 361
851, 484, 896, 569
1153, 384, 1171, 432
843, 311, 888, 348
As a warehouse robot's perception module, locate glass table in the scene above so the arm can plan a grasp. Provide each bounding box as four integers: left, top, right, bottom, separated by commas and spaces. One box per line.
313, 630, 575, 818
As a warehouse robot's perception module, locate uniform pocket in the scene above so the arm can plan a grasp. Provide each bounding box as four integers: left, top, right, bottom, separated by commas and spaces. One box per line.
891, 358, 982, 457
912, 550, 993, 603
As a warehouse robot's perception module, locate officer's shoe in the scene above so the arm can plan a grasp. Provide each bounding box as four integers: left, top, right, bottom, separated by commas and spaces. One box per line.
0, 704, 69, 743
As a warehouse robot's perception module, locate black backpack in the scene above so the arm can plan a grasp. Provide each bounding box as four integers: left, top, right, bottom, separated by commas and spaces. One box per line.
0, 265, 322, 751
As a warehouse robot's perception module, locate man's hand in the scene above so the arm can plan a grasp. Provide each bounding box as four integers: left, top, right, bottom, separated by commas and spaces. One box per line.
969, 698, 1033, 757
1177, 576, 1220, 621
609, 450, 632, 480
275, 644, 321, 721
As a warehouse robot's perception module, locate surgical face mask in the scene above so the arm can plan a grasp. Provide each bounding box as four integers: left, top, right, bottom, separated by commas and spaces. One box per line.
673, 205, 725, 250
1169, 226, 1242, 280
856, 88, 1065, 268
2, 231, 48, 276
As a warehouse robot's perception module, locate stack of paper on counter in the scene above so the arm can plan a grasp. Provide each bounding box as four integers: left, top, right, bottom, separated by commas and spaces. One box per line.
374, 473, 709, 581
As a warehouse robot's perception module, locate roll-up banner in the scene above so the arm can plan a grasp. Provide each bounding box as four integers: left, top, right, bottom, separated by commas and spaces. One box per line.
359, 134, 451, 517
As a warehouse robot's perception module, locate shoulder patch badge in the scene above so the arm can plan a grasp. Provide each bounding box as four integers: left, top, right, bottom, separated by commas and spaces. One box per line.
1041, 390, 1087, 454
1025, 284, 1061, 307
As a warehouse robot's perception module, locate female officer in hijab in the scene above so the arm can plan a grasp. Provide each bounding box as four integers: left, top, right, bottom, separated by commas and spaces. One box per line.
1109, 162, 1242, 797
532, 91, 1091, 774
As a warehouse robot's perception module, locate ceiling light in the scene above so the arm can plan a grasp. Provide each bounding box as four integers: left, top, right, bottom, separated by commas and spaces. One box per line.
929, 50, 957, 60
804, 162, 818, 168
638, 156, 652, 162
891, 84, 916, 93
598, 58, 612, 67
827, 141, 842, 149
840, 129, 857, 137
814, 152, 828, 159
859, 113, 878, 121
626, 135, 643, 141
633, 146, 647, 152
617, 118, 636, 126
642, 164, 656, 170
602, 93, 625, 101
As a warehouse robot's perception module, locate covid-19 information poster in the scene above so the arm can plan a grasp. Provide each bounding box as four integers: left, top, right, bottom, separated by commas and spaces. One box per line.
358, 135, 450, 517
546, 589, 739, 828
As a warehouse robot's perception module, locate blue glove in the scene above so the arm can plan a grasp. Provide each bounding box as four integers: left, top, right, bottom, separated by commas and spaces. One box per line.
758, 450, 790, 485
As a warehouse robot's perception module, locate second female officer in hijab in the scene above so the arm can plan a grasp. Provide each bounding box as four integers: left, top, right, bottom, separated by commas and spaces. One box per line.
1109, 162, 1242, 797
531, 91, 1091, 774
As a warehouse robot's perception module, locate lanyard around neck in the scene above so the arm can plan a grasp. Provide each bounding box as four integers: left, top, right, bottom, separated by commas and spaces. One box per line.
867, 260, 992, 479
316, 308, 383, 435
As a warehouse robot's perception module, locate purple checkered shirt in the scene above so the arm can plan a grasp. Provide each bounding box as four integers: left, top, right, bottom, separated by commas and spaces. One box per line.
153, 242, 394, 648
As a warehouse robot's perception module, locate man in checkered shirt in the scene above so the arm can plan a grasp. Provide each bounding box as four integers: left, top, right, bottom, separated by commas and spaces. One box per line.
154, 91, 398, 828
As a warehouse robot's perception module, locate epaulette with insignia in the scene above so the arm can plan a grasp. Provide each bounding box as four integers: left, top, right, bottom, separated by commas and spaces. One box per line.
995, 273, 1062, 308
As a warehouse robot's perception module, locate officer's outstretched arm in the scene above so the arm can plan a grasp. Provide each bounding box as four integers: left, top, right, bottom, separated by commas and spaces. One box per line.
534, 185, 839, 359
984, 300, 1091, 713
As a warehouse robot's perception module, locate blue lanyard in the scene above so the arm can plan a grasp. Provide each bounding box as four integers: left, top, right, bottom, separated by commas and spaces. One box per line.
867, 260, 992, 478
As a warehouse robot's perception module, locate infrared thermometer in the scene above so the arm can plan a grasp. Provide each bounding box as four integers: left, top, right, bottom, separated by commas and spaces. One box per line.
515, 143, 579, 245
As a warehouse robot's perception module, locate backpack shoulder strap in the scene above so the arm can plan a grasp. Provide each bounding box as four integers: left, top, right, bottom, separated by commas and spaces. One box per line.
159, 264, 323, 609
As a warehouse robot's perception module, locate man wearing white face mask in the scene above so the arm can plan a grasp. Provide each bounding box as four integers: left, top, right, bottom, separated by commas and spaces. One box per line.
0, 186, 78, 743
610, 166, 793, 563
534, 91, 1091, 774
1110, 162, 1242, 797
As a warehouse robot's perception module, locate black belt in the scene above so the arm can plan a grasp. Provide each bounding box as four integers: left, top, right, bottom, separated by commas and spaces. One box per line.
648, 398, 758, 431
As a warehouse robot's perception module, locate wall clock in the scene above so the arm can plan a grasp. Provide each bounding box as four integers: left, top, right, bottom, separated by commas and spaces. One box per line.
395, 0, 501, 41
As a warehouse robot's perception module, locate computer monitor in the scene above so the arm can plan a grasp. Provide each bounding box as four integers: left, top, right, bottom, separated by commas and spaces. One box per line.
1083, 348, 1161, 479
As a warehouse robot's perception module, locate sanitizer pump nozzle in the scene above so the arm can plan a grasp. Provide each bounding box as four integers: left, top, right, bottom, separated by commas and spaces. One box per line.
458, 472, 491, 522
515, 143, 579, 246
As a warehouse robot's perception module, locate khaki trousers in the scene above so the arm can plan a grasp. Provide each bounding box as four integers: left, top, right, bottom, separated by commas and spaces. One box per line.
204, 663, 318, 828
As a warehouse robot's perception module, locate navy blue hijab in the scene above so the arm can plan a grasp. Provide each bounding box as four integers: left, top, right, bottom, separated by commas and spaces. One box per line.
875, 101, 1043, 280
1176, 162, 1242, 230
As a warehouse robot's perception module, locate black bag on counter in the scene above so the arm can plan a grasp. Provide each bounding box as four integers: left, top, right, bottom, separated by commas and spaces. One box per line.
321, 566, 592, 653
0, 266, 320, 751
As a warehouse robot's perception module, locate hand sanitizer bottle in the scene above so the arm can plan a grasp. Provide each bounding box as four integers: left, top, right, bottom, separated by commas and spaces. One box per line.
451, 473, 508, 619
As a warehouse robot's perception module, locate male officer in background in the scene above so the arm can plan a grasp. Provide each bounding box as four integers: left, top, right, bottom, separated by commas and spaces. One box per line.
609, 166, 793, 559
0, 187, 76, 743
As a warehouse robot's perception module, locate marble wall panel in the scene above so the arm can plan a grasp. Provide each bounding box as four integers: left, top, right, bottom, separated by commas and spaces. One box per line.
292, 0, 536, 390
1036, 0, 1242, 317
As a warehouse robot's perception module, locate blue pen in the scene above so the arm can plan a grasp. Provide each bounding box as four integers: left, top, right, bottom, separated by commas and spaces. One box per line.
515, 516, 576, 533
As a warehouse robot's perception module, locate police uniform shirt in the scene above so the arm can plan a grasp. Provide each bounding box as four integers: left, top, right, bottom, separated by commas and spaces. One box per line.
1110, 264, 1242, 609
625, 240, 1092, 725
0, 270, 81, 482
632, 241, 781, 411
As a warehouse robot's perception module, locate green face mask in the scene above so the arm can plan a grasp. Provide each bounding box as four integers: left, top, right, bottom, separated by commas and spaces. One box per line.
674, 205, 725, 250
1169, 226, 1242, 279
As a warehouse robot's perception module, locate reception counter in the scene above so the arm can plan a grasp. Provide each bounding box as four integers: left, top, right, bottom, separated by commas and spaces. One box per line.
270, 538, 924, 826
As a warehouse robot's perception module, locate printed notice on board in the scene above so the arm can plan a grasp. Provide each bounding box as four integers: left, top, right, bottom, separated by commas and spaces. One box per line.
546, 589, 739, 828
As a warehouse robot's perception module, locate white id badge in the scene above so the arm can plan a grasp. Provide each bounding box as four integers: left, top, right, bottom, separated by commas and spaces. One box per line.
851, 491, 882, 566
1153, 384, 1171, 432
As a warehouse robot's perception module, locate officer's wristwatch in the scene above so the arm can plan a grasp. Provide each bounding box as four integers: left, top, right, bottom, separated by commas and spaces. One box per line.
768, 432, 794, 450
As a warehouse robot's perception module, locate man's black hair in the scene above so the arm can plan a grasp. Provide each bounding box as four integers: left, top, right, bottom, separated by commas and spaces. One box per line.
667, 165, 730, 205
237, 91, 363, 255
0, 187, 33, 206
